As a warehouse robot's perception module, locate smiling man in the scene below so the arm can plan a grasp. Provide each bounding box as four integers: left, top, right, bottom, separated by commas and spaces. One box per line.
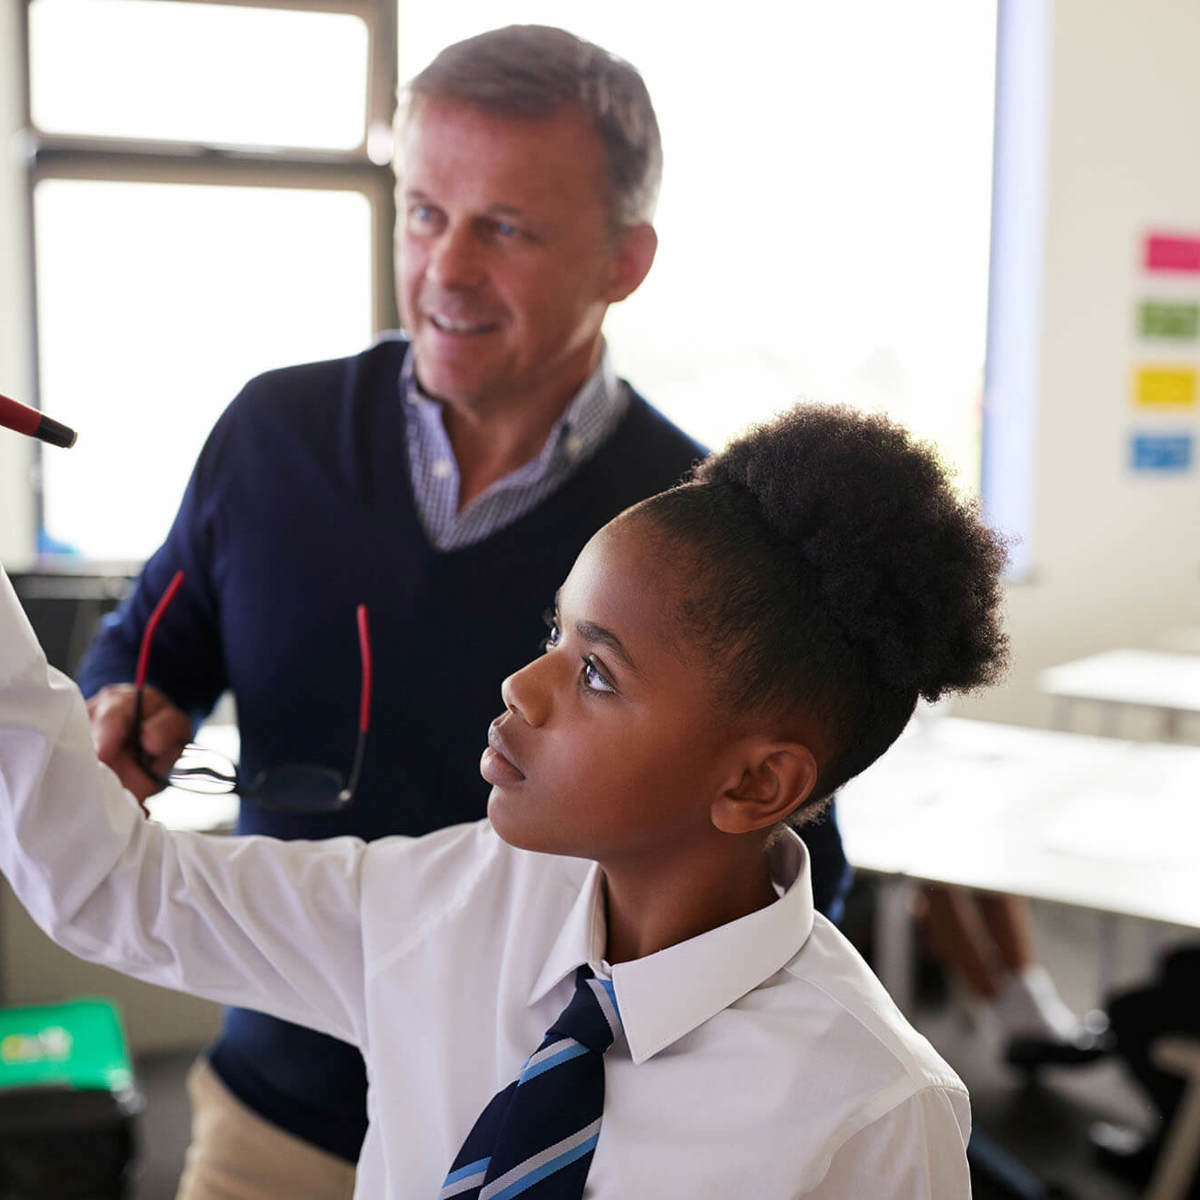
73, 25, 848, 1200
399, 103, 655, 506
396, 56, 661, 513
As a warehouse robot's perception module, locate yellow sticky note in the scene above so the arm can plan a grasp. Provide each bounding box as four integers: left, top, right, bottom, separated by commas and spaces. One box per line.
1134, 366, 1197, 409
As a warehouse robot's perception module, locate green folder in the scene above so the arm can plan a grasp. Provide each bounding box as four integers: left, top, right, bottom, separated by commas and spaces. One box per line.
0, 998, 133, 1094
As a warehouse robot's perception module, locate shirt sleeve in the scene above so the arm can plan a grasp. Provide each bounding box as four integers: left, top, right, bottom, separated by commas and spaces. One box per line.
804, 1085, 971, 1199
0, 565, 367, 1047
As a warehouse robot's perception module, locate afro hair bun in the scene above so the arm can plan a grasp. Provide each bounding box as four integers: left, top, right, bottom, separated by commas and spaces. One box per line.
693, 404, 1009, 702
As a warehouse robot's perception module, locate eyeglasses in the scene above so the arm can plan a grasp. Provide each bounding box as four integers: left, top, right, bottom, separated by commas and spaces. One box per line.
132, 569, 372, 813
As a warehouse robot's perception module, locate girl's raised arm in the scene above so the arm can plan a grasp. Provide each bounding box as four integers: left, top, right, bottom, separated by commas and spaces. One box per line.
0, 565, 368, 1047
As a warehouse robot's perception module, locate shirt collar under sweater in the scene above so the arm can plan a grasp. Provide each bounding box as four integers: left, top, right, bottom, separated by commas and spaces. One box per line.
398, 340, 630, 551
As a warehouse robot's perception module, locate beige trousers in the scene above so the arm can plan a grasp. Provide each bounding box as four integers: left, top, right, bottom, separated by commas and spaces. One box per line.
175, 1057, 357, 1200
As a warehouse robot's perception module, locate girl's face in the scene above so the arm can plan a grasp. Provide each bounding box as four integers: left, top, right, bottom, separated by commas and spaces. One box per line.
483, 515, 745, 866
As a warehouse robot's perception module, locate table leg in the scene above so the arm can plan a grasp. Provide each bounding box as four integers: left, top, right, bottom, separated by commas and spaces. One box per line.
1097, 912, 1118, 998
1162, 707, 1181, 742
1145, 1038, 1200, 1200
1051, 696, 1073, 731
875, 877, 917, 1015
1099, 702, 1121, 738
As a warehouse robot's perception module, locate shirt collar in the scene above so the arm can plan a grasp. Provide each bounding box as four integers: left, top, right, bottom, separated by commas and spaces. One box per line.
399, 341, 620, 466
529, 830, 816, 1065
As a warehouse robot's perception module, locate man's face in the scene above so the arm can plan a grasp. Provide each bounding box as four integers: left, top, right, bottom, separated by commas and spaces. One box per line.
397, 98, 644, 415
482, 517, 740, 868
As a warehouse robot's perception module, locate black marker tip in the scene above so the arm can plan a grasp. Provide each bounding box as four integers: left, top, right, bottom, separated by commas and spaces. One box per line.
36, 414, 77, 449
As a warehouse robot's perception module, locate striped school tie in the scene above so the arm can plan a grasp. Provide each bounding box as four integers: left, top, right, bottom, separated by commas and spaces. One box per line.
440, 966, 622, 1200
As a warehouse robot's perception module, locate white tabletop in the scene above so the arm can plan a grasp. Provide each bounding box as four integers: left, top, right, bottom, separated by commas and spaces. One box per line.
1039, 649, 1200, 715
836, 717, 1200, 931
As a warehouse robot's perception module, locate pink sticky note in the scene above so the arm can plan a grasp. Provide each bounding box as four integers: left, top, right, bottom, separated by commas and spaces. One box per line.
1145, 233, 1200, 273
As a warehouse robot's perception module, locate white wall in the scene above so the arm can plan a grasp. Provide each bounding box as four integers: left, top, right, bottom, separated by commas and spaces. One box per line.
957, 0, 1200, 735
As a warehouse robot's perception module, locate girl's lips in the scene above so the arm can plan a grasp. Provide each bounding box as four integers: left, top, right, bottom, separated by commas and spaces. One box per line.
481, 722, 525, 785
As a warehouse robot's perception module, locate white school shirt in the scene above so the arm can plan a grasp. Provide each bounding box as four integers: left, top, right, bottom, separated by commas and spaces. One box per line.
0, 568, 971, 1199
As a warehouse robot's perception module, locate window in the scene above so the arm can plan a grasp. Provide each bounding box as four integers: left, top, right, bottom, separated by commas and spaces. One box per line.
400, 2, 998, 493
24, 2, 1001, 560
29, 1, 370, 149
23, 0, 399, 563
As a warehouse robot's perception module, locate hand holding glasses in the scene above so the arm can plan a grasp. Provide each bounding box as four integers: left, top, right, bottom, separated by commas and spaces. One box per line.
133, 570, 372, 813
6, 398, 368, 812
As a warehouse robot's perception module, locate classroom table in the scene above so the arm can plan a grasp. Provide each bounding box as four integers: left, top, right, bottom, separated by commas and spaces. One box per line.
835, 716, 1200, 1014
1040, 649, 1200, 738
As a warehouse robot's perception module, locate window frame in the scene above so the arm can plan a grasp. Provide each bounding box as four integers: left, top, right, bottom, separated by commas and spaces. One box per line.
18, 0, 400, 564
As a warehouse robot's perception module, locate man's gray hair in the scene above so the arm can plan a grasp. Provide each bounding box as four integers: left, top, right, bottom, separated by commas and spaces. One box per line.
403, 25, 663, 230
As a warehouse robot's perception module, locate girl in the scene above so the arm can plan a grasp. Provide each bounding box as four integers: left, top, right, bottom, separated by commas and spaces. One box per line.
0, 403, 1005, 1197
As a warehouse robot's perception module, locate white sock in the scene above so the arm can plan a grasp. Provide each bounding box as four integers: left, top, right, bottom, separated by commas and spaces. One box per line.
989, 965, 1082, 1041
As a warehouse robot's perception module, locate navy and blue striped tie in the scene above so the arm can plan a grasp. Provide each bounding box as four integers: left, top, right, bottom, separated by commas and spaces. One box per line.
440, 966, 622, 1200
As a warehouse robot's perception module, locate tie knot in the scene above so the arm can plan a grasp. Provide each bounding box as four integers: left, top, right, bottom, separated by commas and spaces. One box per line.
548, 966, 622, 1054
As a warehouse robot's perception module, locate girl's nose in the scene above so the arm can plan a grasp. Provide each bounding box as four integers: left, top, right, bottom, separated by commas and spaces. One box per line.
500, 655, 552, 727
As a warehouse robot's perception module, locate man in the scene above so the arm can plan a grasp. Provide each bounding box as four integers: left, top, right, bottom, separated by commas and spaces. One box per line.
78, 25, 850, 1199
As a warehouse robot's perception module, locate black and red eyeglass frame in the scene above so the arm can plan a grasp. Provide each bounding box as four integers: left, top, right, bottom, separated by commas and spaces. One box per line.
131, 569, 372, 813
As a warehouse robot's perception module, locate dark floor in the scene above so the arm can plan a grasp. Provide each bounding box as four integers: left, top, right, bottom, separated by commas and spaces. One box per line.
922, 999, 1149, 1199
129, 1050, 194, 1200
124, 893, 1167, 1200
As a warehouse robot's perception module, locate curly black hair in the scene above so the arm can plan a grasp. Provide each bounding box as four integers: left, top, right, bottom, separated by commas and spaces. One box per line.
633, 403, 1008, 812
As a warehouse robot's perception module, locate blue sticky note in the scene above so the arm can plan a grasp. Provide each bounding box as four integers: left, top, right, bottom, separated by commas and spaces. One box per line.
1131, 433, 1193, 472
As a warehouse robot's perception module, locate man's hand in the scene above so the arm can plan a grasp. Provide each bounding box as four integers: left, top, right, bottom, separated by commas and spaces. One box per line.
86, 683, 192, 807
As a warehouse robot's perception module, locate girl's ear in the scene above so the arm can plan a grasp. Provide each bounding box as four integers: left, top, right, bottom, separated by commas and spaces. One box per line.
711, 743, 820, 834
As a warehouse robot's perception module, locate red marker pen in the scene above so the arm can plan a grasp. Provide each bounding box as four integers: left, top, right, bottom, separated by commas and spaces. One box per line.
0, 392, 77, 448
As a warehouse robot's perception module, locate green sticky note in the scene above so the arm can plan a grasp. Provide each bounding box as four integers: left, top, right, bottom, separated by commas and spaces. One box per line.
1139, 301, 1200, 340
0, 998, 132, 1093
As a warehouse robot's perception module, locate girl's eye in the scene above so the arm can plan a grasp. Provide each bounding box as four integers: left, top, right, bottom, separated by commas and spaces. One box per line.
540, 610, 561, 653
582, 656, 615, 694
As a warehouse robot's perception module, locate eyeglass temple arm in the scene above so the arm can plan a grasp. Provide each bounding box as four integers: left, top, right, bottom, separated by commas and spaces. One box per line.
342, 604, 372, 801
130, 570, 186, 791
134, 569, 185, 691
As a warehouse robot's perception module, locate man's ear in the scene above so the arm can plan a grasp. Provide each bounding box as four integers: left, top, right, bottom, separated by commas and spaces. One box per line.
711, 743, 820, 835
604, 223, 658, 303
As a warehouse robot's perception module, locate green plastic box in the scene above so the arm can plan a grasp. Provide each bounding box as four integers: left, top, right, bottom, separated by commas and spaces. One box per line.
0, 998, 140, 1198
0, 997, 134, 1096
